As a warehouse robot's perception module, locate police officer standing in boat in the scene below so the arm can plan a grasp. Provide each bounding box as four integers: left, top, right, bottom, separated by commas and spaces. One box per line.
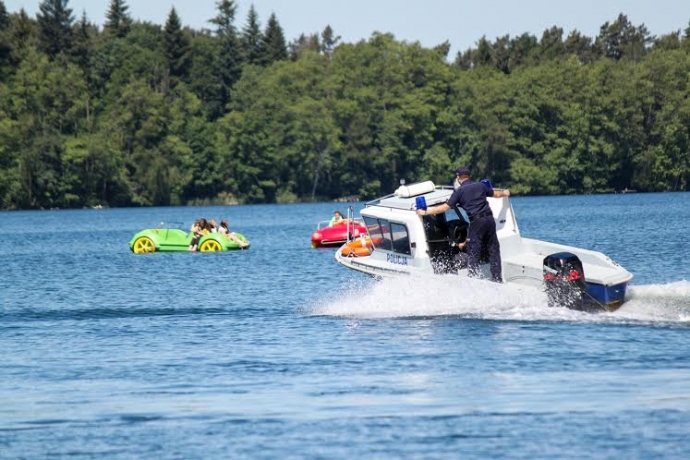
416, 166, 511, 282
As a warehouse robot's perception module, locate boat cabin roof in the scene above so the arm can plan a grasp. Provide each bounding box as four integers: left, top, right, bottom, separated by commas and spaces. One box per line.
366, 185, 453, 211
361, 180, 520, 240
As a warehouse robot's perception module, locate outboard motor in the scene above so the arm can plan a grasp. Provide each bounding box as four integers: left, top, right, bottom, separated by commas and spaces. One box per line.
543, 252, 587, 311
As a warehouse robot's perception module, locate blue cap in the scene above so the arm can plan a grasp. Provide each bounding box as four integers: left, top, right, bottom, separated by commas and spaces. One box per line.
455, 166, 470, 176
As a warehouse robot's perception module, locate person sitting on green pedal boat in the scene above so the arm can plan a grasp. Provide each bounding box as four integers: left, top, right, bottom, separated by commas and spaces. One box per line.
219, 219, 248, 248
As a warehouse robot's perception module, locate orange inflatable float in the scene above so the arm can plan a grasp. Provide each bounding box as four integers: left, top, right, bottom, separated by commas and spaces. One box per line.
340, 237, 373, 257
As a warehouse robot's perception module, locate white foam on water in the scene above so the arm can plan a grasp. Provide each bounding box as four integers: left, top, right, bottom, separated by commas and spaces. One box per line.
310, 276, 690, 325
311, 274, 578, 321
612, 280, 690, 323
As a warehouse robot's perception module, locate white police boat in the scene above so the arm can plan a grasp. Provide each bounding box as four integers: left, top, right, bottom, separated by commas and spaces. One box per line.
335, 180, 633, 312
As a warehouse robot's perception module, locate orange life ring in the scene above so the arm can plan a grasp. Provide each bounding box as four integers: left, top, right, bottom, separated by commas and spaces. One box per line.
340, 246, 372, 258
344, 236, 373, 249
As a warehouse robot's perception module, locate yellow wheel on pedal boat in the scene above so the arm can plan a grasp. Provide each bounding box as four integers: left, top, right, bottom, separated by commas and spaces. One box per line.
200, 240, 223, 252
133, 237, 156, 253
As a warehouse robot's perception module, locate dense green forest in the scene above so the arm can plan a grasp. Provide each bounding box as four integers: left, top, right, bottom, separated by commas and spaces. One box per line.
1, 0, 689, 209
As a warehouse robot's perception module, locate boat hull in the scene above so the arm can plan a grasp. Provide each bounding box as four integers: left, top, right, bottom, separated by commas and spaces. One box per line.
586, 281, 628, 311
338, 249, 630, 312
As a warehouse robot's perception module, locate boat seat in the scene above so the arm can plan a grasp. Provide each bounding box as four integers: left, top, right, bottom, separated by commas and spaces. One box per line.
502, 252, 547, 285
503, 252, 546, 267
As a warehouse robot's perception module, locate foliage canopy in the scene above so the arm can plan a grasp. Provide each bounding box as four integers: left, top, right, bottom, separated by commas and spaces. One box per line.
0, 2, 689, 209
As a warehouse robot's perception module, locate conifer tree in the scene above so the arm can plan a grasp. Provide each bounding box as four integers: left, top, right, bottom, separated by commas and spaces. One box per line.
262, 13, 287, 64
539, 26, 565, 61
0, 1, 8, 29
241, 4, 263, 65
320, 25, 340, 58
432, 40, 451, 59
10, 8, 35, 53
0, 1, 11, 79
209, 0, 238, 36
164, 7, 190, 81
473, 36, 493, 67
72, 11, 92, 77
682, 20, 690, 51
37, 0, 74, 58
564, 31, 595, 64
104, 0, 131, 38
506, 33, 538, 69
209, 0, 241, 110
596, 13, 652, 62
492, 35, 510, 73
453, 48, 473, 70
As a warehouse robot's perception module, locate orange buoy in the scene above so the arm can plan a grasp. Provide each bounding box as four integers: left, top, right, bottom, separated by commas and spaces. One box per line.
340, 240, 373, 258
344, 236, 373, 249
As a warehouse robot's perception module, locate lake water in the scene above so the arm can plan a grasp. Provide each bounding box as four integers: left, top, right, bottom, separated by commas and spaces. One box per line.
1, 193, 689, 459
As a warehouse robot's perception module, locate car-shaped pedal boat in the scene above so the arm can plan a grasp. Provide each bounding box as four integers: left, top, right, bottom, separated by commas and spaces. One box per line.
311, 219, 368, 248
130, 222, 250, 253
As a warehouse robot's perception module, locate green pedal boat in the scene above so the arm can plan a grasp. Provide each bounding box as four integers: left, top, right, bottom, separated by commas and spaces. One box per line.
130, 222, 250, 253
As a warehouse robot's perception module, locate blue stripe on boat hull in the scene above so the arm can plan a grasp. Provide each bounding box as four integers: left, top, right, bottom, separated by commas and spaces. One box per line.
586, 282, 628, 310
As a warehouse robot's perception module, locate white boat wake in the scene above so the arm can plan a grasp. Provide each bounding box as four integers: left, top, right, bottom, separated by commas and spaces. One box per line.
310, 276, 690, 325
616, 281, 690, 323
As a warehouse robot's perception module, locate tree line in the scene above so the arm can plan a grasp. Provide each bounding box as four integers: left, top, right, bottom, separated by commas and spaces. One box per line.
1, 0, 689, 209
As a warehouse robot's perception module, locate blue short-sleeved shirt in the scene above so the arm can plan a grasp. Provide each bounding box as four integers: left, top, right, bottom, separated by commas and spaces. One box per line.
446, 179, 494, 219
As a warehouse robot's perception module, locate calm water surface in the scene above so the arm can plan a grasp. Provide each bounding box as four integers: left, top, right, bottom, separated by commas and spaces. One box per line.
1, 193, 689, 459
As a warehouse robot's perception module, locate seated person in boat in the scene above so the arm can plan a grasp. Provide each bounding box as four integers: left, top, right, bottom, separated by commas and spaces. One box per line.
219, 219, 248, 248
329, 210, 345, 226
188, 218, 209, 251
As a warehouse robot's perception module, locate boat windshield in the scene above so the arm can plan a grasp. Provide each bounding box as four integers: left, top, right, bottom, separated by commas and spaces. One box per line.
362, 216, 411, 255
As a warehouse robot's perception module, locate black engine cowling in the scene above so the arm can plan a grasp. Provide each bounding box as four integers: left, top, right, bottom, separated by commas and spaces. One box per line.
543, 252, 588, 311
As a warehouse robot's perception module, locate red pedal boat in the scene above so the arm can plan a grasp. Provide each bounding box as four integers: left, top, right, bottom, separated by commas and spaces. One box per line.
311, 219, 368, 248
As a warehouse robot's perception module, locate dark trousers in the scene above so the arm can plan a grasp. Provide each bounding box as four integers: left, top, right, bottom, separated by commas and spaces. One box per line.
466, 216, 502, 282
